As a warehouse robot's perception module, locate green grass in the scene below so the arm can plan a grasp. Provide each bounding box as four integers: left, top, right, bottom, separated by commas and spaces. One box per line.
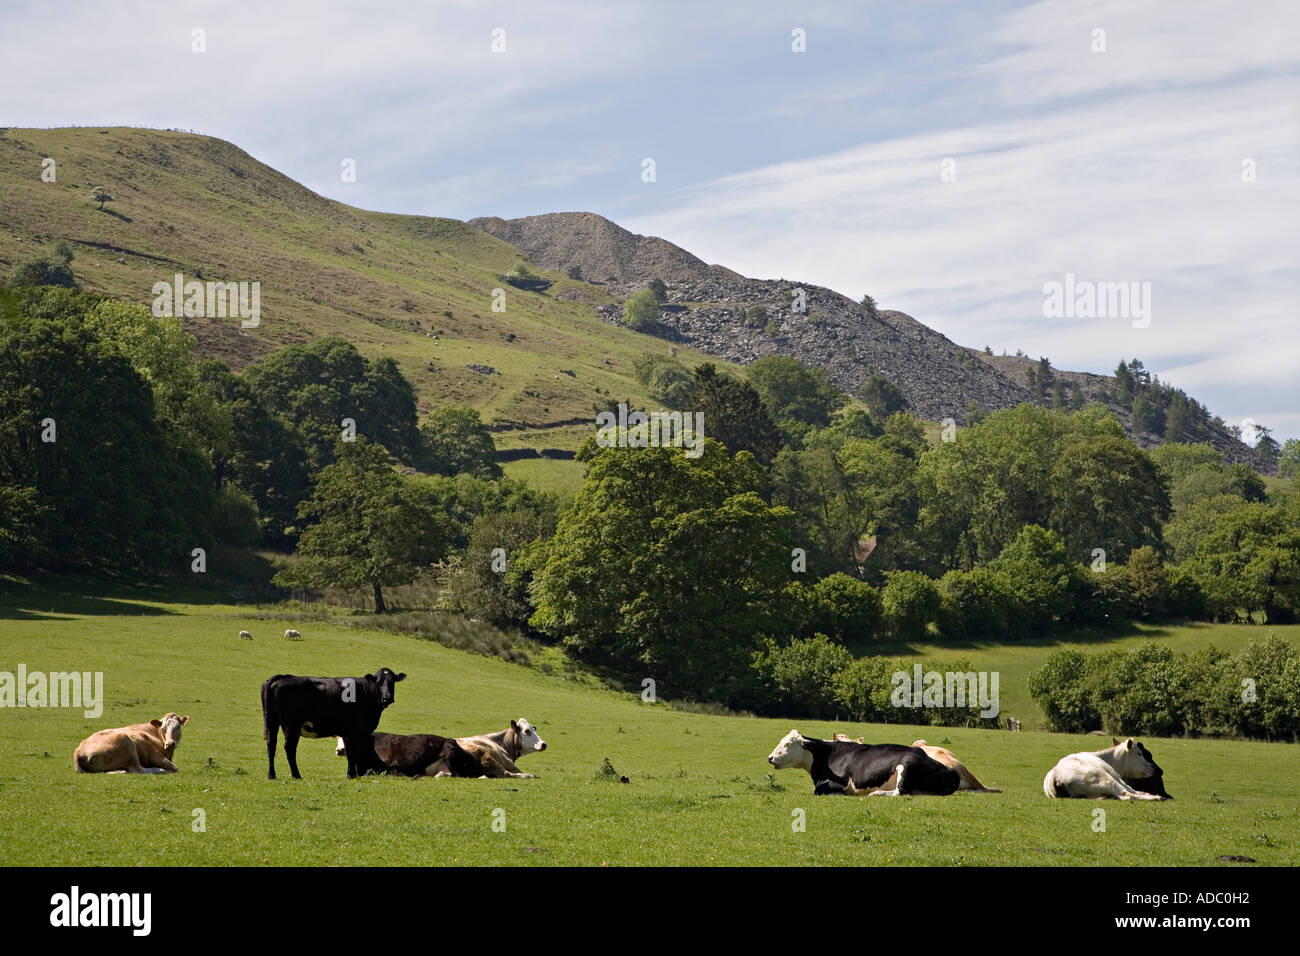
501, 458, 587, 497
858, 620, 1300, 729
1, 578, 1297, 866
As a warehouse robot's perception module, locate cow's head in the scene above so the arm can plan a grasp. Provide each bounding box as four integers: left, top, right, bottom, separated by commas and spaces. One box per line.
767, 730, 813, 771
335, 737, 347, 757
365, 668, 406, 708
152, 713, 189, 750
512, 718, 546, 753
1110, 737, 1163, 781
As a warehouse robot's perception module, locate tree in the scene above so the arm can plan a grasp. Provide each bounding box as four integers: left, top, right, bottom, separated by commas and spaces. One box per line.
647, 278, 668, 303
632, 354, 694, 409
441, 509, 554, 629
1047, 434, 1170, 563
988, 525, 1074, 632
860, 294, 879, 319
1114, 360, 1134, 406
9, 241, 76, 288
274, 440, 444, 613
687, 363, 785, 465
529, 439, 794, 702
419, 405, 500, 478
1280, 438, 1300, 480
90, 187, 113, 211
857, 368, 908, 422
623, 288, 660, 332
880, 570, 941, 640
0, 290, 210, 569
745, 354, 844, 441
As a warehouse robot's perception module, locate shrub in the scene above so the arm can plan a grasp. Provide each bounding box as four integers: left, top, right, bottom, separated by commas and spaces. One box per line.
751, 634, 855, 718
808, 573, 882, 642
210, 484, 261, 547
880, 570, 941, 640
938, 567, 1018, 639
623, 288, 660, 332
1027, 649, 1097, 733
833, 656, 903, 723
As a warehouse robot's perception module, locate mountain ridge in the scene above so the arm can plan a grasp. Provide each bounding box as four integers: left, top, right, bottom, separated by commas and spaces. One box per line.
0, 127, 1265, 468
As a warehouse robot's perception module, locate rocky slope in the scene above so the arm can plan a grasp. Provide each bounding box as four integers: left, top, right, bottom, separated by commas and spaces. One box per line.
471, 211, 1263, 466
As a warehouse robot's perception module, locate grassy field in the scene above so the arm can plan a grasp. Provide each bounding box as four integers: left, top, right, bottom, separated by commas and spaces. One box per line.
1, 578, 1296, 867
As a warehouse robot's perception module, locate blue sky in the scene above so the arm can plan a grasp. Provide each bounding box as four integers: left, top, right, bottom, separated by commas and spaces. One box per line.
3, 0, 1297, 440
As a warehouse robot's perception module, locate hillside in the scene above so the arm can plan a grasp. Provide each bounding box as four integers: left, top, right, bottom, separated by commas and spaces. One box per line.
473, 212, 1262, 467
0, 127, 1261, 467
0, 127, 734, 453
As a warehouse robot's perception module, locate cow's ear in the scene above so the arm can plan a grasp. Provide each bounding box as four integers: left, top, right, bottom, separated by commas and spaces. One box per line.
1125, 738, 1134, 749
151, 719, 162, 728
364, 673, 376, 682
1112, 737, 1120, 747
395, 672, 406, 682
510, 720, 519, 731
180, 716, 190, 724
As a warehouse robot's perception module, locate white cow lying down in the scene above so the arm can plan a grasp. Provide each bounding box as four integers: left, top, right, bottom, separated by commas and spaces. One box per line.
1044, 738, 1168, 800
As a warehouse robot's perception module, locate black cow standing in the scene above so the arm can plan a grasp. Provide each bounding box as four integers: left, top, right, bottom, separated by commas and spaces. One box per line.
261, 668, 406, 779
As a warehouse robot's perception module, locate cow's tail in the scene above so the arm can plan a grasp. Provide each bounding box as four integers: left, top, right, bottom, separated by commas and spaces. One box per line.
1043, 767, 1069, 798
262, 675, 290, 742
74, 751, 90, 773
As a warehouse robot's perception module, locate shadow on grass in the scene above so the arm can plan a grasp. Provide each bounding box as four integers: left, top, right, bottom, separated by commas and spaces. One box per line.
0, 573, 189, 618
852, 618, 1186, 659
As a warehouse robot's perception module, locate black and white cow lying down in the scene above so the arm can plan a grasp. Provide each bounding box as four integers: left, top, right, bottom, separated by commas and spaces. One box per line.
767, 730, 960, 796
336, 719, 547, 778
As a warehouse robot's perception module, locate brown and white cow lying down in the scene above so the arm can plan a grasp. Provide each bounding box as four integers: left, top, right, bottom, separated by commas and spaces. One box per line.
336, 718, 547, 778
74, 713, 189, 774
832, 734, 1001, 793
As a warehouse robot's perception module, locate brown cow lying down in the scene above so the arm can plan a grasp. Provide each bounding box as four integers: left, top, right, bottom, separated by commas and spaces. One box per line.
831, 734, 1000, 793
336, 718, 547, 778
74, 713, 189, 774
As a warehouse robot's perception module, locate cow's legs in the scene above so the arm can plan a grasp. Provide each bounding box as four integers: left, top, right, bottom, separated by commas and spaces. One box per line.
265, 713, 280, 780
868, 763, 907, 797
342, 735, 377, 778
283, 727, 303, 779
151, 755, 179, 773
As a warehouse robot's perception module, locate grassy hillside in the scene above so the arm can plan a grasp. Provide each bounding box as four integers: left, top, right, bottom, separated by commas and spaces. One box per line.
0, 126, 739, 450
1, 578, 1296, 866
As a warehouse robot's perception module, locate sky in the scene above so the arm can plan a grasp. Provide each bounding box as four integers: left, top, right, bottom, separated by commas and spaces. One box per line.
3, 0, 1297, 440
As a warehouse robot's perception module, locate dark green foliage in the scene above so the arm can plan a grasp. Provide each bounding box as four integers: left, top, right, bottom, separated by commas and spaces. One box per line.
419, 405, 501, 478
9, 241, 76, 289
746, 354, 845, 443
687, 363, 784, 466
529, 439, 794, 703
856, 368, 908, 422
751, 635, 855, 718
1031, 636, 1300, 741
242, 336, 419, 471
880, 570, 941, 640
